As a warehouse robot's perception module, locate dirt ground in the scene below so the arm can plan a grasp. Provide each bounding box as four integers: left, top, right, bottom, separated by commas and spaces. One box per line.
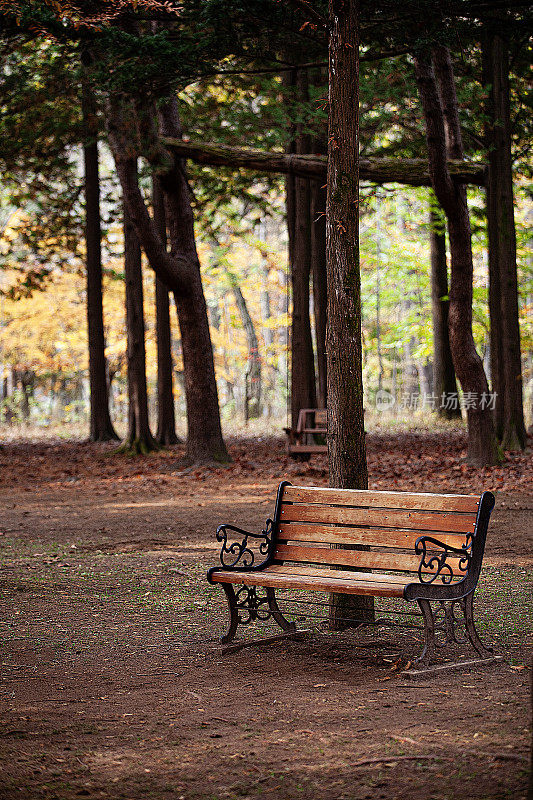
1, 431, 532, 800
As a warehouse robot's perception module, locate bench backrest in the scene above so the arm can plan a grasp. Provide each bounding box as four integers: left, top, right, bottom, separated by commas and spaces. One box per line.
274, 485, 481, 579
296, 408, 327, 432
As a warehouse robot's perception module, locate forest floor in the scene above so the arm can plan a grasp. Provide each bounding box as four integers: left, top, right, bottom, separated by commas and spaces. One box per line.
1, 429, 532, 800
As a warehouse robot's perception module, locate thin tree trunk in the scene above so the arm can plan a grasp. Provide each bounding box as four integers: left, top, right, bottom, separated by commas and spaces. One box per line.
311, 173, 327, 409
152, 175, 179, 445
82, 69, 119, 442
310, 66, 328, 409
327, 0, 373, 626
288, 68, 317, 430
375, 204, 384, 392
482, 32, 526, 450
259, 250, 273, 417
231, 283, 261, 420
486, 155, 505, 438
429, 200, 460, 417
122, 186, 157, 454
19, 369, 34, 421
414, 47, 499, 465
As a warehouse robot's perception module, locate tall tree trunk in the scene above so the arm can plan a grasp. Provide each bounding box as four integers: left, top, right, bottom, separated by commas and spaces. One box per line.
327, 0, 373, 626
158, 102, 229, 464
310, 67, 328, 409
152, 175, 179, 445
285, 68, 317, 430
122, 187, 158, 455
82, 70, 119, 442
482, 32, 526, 450
414, 47, 499, 465
106, 95, 229, 465
260, 259, 273, 416
486, 155, 505, 438
429, 200, 460, 417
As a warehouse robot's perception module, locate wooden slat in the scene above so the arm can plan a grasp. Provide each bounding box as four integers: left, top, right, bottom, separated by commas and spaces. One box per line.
283, 485, 480, 513
273, 544, 466, 575
278, 522, 467, 549
209, 569, 406, 598
288, 445, 327, 453
267, 564, 409, 585
280, 503, 476, 533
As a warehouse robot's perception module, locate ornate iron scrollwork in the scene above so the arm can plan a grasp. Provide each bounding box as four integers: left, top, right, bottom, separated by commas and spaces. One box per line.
216, 518, 274, 570
415, 533, 473, 585
432, 599, 468, 647
235, 586, 273, 625
414, 593, 493, 666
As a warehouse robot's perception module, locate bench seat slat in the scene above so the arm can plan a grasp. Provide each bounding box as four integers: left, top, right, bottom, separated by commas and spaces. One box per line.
267, 564, 410, 584
273, 543, 466, 575
283, 486, 480, 513
209, 568, 407, 597
278, 523, 468, 549
280, 504, 476, 533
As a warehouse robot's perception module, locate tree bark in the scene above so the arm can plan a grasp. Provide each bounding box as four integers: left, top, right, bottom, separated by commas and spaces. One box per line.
162, 138, 486, 187
482, 32, 526, 450
327, 0, 373, 627
106, 95, 229, 465
429, 200, 460, 417
122, 190, 158, 455
285, 69, 317, 431
414, 47, 499, 465
152, 175, 179, 445
311, 160, 328, 409
82, 72, 119, 442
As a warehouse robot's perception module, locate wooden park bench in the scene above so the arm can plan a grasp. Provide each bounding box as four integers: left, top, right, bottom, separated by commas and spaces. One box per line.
284, 408, 327, 457
207, 482, 499, 673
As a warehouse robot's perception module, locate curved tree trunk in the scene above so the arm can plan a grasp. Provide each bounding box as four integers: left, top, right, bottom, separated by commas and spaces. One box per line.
122, 190, 158, 455
106, 95, 229, 465
414, 47, 499, 465
429, 200, 460, 417
327, 0, 373, 627
82, 71, 119, 442
158, 102, 229, 464
152, 176, 179, 445
231, 282, 262, 421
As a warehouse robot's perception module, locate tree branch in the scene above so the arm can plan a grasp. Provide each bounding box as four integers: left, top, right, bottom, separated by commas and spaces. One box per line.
162, 137, 486, 187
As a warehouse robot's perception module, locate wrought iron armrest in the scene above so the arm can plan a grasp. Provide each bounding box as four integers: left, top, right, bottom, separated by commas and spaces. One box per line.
415, 534, 472, 583
404, 534, 473, 601
207, 519, 275, 581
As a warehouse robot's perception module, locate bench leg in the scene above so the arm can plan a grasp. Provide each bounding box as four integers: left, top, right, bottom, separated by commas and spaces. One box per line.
266, 588, 297, 633
414, 599, 436, 666
219, 585, 296, 643
413, 594, 493, 668
462, 592, 493, 657
220, 584, 239, 644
